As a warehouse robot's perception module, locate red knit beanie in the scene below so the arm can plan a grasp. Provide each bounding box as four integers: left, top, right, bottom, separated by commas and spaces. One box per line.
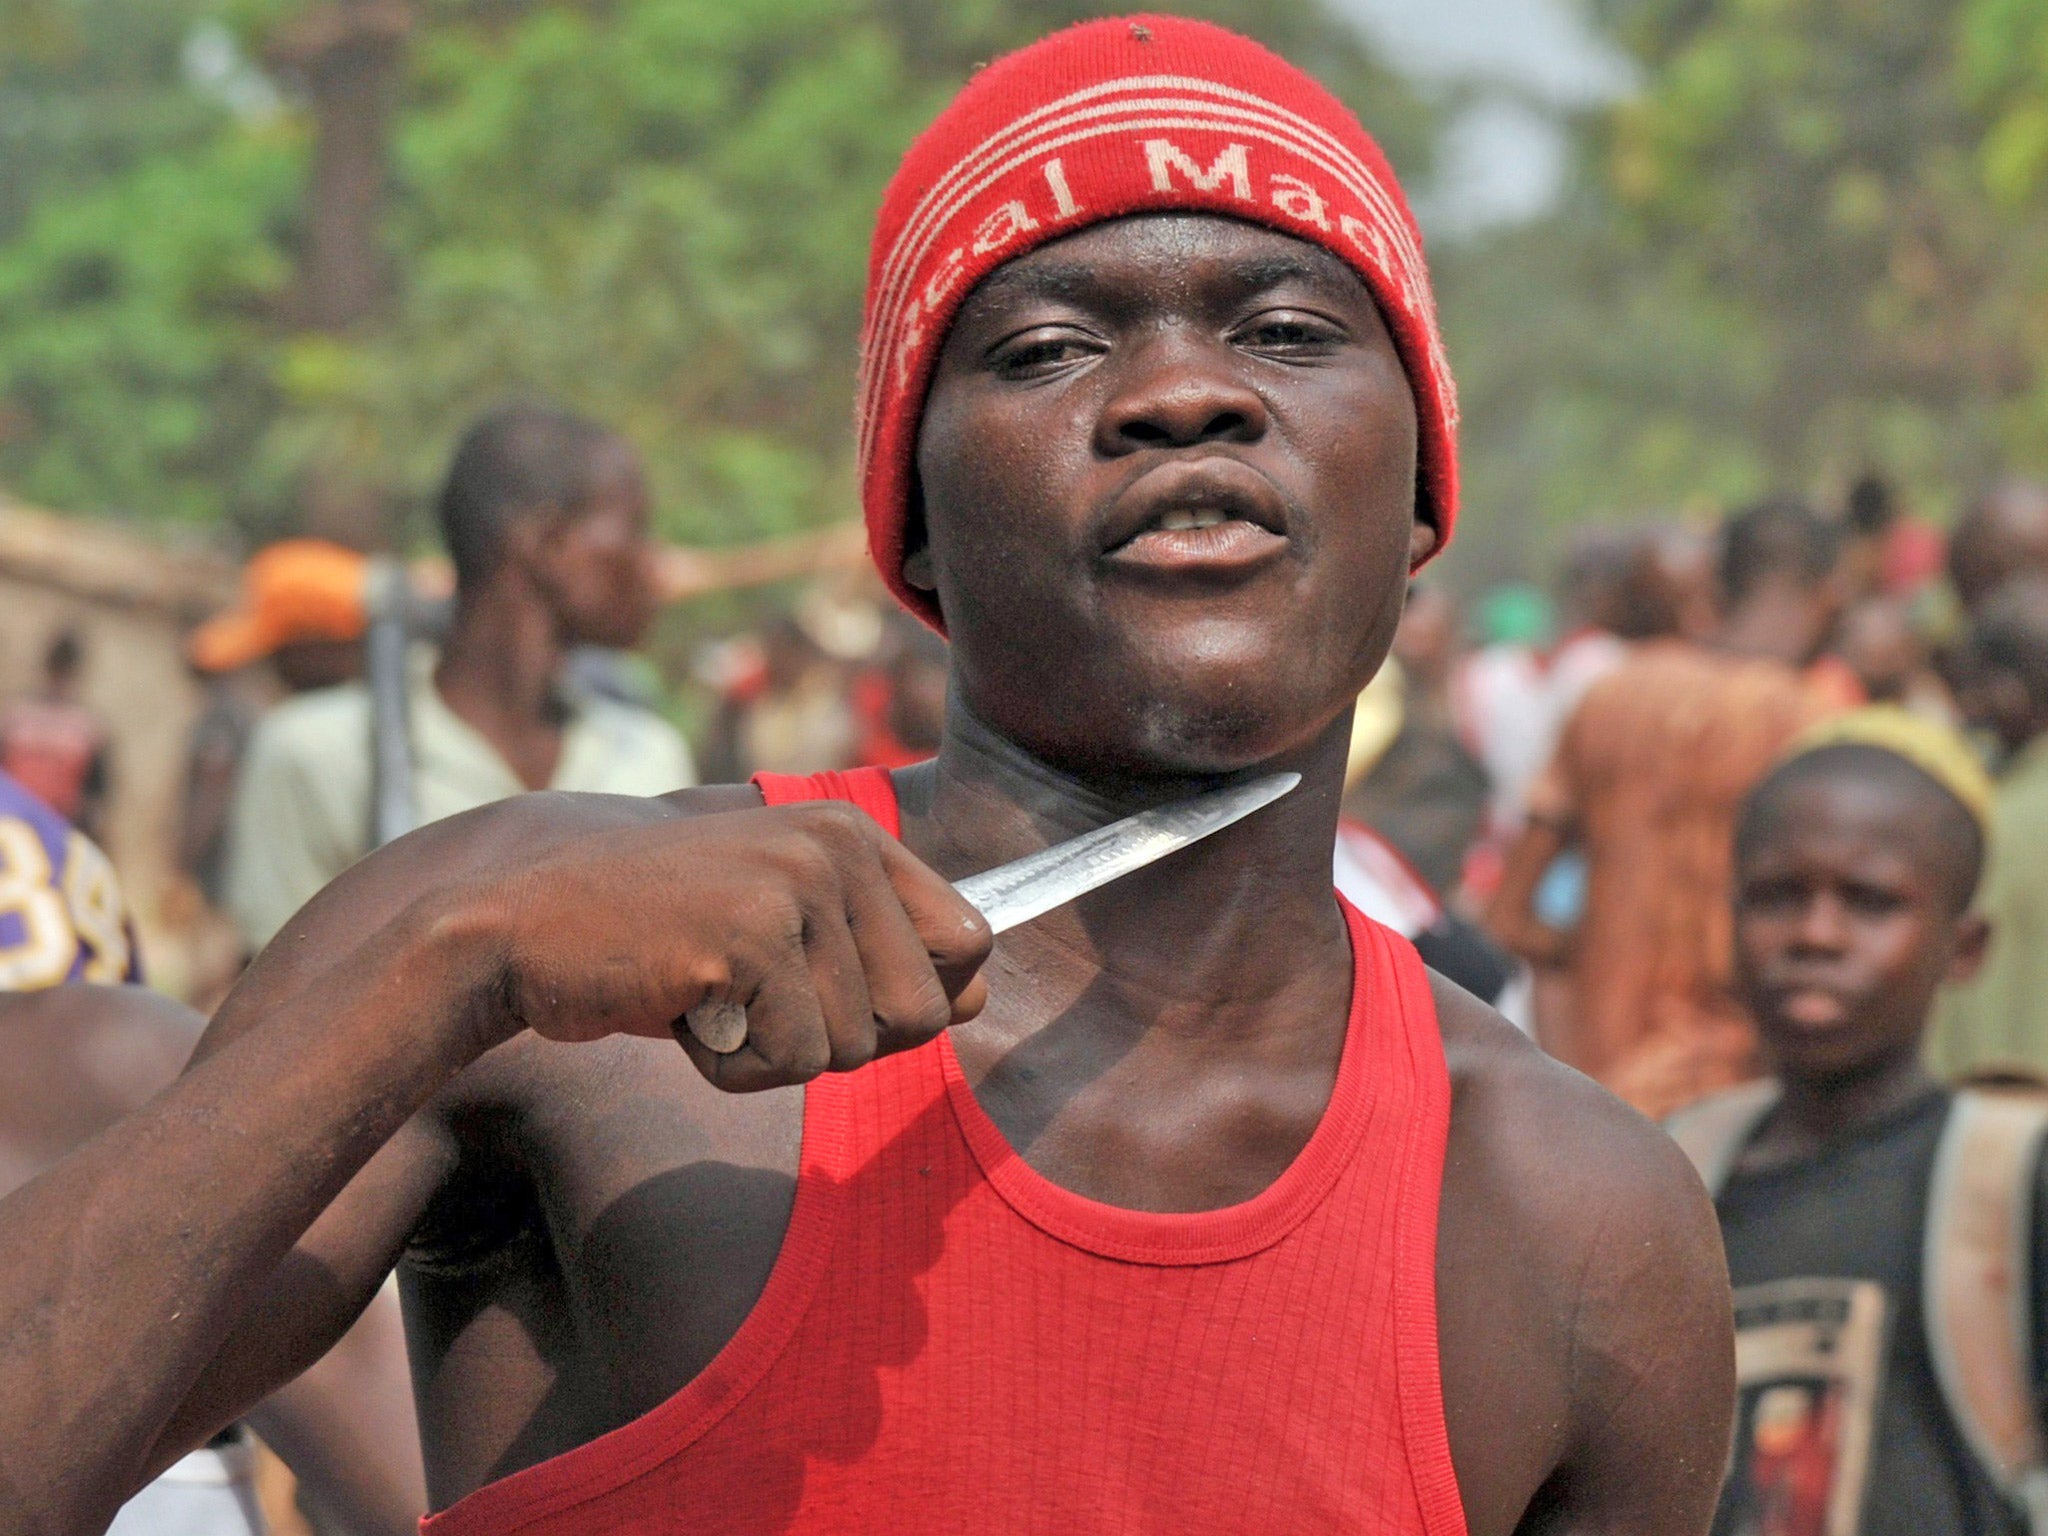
859, 13, 1459, 629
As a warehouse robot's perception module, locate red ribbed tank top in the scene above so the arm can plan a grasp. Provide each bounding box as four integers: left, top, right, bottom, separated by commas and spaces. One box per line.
423, 767, 1465, 1535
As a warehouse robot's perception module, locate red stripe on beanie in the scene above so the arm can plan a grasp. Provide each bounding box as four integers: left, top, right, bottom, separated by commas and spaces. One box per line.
859, 13, 1459, 630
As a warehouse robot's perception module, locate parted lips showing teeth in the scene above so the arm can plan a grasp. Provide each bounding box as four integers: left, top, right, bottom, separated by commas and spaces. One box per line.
1153, 507, 1236, 532
1096, 459, 1290, 555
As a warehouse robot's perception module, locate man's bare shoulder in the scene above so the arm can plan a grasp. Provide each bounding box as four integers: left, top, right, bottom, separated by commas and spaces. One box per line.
1433, 973, 1709, 1210
1433, 973, 1728, 1307
1431, 974, 1734, 1535
0, 986, 203, 1088
0, 986, 207, 1187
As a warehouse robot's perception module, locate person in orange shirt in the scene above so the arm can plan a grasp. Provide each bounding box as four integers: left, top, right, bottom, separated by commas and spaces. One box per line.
1490, 498, 1843, 1118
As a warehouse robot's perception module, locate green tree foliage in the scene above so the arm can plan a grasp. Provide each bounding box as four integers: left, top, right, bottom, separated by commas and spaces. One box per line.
0, 0, 305, 526
1443, 0, 2048, 560
0, 0, 232, 239
0, 130, 301, 524
0, 0, 1423, 547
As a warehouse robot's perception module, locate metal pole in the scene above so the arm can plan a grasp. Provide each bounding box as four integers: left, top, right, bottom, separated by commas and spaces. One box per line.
364, 556, 416, 848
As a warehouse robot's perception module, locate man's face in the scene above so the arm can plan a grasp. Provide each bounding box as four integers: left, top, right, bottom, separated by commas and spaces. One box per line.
272, 637, 364, 694
538, 444, 660, 651
913, 214, 1425, 776
1733, 777, 1982, 1084
1835, 600, 1918, 704
1957, 646, 2036, 759
1953, 484, 2048, 614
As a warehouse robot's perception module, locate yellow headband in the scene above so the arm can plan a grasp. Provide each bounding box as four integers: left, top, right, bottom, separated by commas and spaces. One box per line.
1781, 705, 1995, 836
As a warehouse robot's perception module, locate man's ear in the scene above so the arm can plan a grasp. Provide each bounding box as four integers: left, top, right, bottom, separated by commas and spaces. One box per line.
1947, 913, 1993, 987
500, 509, 553, 575
1407, 516, 1440, 569
902, 505, 937, 592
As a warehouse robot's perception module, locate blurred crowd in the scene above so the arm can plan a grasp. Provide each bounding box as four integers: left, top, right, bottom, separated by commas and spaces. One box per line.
1330, 477, 2048, 1120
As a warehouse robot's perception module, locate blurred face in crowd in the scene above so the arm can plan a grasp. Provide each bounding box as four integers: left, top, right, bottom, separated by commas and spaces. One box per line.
1955, 577, 2048, 757
531, 440, 660, 651
1390, 582, 1458, 692
1959, 656, 2034, 759
1950, 480, 2048, 615
1733, 764, 1986, 1086
910, 213, 1427, 777
1834, 599, 1921, 705
1613, 528, 1717, 643
1558, 533, 1634, 636
272, 638, 364, 694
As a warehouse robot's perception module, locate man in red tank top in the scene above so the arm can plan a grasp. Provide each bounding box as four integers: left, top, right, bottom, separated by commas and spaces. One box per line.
3, 17, 1734, 1536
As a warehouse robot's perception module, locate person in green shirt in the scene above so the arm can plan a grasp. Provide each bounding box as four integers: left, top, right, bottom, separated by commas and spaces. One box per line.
1929, 575, 2048, 1077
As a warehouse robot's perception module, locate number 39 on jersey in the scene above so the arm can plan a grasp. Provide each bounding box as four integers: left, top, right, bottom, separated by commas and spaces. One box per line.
0, 771, 138, 991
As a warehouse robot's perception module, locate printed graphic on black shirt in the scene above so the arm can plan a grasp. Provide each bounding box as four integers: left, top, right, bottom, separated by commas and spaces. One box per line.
1715, 1278, 1890, 1536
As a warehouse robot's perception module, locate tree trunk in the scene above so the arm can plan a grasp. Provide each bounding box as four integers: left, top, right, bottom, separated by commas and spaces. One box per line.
269, 0, 412, 333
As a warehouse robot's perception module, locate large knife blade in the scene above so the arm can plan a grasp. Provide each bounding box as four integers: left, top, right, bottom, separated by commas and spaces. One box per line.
684, 770, 1300, 1053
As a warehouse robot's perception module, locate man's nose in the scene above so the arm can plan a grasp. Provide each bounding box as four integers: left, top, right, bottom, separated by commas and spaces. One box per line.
1095, 336, 1269, 455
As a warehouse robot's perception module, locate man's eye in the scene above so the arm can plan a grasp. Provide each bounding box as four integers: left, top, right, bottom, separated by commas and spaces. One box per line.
1236, 313, 1343, 353
991, 333, 1097, 377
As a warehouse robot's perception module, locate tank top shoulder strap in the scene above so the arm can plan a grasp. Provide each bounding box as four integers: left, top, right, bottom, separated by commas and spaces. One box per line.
753, 767, 902, 836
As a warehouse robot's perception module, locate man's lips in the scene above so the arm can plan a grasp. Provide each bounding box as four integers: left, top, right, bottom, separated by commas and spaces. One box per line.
1110, 518, 1289, 574
1097, 458, 1291, 577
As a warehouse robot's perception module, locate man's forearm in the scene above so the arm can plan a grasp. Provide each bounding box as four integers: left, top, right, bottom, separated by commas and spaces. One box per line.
0, 895, 505, 1536
1485, 818, 1573, 967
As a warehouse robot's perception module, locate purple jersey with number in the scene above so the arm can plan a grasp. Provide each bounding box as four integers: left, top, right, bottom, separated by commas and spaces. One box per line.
0, 767, 140, 989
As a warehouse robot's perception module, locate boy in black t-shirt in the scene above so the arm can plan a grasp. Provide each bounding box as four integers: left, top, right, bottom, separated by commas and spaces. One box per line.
1669, 708, 2048, 1536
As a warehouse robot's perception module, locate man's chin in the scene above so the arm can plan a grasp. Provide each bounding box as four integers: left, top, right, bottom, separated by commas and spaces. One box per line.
1099, 681, 1357, 780
961, 627, 1372, 779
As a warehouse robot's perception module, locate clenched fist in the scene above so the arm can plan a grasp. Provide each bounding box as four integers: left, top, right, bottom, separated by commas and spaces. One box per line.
467, 795, 993, 1091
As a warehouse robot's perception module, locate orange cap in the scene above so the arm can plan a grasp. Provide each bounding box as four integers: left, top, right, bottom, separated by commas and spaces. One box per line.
189, 539, 369, 673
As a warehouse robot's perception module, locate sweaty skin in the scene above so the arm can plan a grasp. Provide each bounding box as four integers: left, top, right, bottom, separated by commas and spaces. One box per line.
4, 216, 1731, 1535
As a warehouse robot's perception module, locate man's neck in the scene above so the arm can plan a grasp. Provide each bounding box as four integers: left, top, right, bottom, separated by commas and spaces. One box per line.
900, 701, 1354, 1045
433, 582, 568, 792
898, 703, 1359, 1205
